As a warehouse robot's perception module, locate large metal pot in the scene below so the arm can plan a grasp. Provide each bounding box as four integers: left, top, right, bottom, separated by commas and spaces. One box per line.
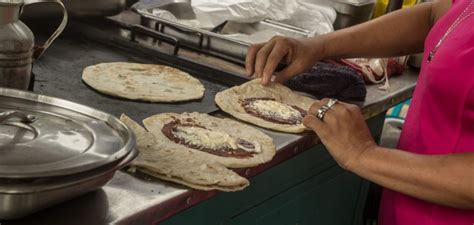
0, 151, 136, 220
0, 88, 137, 220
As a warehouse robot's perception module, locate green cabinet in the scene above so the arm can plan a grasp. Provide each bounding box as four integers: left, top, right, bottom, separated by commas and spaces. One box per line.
230, 167, 368, 225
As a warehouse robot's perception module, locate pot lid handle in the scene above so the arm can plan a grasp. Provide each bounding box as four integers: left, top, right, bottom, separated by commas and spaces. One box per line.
0, 111, 37, 124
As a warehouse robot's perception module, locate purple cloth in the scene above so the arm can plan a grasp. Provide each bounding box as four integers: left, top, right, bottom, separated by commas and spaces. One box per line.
285, 62, 367, 101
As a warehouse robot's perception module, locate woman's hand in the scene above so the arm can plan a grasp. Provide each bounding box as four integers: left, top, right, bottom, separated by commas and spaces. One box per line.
303, 98, 377, 170
245, 36, 325, 86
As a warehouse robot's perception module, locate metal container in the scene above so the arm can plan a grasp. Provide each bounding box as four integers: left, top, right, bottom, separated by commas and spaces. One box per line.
0, 0, 67, 90
0, 88, 137, 219
408, 53, 423, 68
22, 0, 126, 18
132, 1, 312, 63
0, 150, 136, 220
333, 0, 376, 29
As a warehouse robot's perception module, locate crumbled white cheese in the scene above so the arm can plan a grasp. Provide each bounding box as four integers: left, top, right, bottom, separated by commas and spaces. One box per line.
174, 126, 261, 153
251, 100, 301, 120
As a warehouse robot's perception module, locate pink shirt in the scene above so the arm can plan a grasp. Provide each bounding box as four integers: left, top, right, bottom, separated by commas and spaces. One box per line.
379, 0, 474, 224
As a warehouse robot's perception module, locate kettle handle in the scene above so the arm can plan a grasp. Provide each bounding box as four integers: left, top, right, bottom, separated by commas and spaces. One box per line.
22, 0, 69, 60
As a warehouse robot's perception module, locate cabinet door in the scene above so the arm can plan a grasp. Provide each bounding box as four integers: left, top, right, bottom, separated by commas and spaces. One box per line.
230, 167, 366, 225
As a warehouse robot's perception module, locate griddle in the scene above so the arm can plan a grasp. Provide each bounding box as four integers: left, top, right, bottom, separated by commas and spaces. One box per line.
32, 25, 240, 123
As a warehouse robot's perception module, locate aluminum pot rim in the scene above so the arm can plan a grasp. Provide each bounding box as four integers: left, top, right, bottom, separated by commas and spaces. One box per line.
0, 146, 137, 194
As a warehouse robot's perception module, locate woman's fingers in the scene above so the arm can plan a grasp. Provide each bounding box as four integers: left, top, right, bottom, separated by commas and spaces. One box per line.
253, 41, 276, 79
305, 98, 339, 129
261, 43, 288, 85
245, 43, 264, 76
246, 36, 320, 85
303, 114, 326, 136
308, 99, 327, 115
307, 98, 335, 118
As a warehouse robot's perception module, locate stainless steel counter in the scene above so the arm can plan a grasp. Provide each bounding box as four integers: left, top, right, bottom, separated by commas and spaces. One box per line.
2, 15, 418, 225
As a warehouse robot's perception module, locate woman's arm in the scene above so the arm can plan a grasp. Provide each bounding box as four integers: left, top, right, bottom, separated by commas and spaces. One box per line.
304, 99, 474, 210
353, 146, 474, 209
246, 0, 452, 85
321, 0, 451, 59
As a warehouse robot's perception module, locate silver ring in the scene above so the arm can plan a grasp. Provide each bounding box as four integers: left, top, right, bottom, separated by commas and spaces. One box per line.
316, 105, 330, 120
326, 98, 339, 109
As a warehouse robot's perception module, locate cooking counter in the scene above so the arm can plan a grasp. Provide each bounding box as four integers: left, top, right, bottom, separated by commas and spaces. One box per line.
2, 14, 418, 225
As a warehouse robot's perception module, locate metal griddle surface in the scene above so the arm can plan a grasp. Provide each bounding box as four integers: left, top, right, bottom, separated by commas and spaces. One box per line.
0, 21, 310, 225
33, 35, 230, 122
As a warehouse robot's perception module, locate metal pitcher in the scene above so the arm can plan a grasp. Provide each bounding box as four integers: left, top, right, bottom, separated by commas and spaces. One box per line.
0, 0, 68, 90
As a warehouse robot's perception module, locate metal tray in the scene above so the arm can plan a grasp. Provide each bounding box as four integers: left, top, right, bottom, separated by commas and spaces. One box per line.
132, 1, 312, 64
333, 0, 376, 29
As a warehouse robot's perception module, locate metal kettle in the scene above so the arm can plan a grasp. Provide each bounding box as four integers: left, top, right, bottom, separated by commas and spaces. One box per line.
0, 0, 67, 90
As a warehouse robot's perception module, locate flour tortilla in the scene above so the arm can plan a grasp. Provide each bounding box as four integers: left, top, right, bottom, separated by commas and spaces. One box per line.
83, 62, 205, 102
143, 112, 276, 168
215, 78, 316, 133
120, 114, 249, 192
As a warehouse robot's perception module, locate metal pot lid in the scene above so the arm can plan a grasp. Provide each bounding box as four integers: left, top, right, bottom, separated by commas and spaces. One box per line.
0, 88, 136, 179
